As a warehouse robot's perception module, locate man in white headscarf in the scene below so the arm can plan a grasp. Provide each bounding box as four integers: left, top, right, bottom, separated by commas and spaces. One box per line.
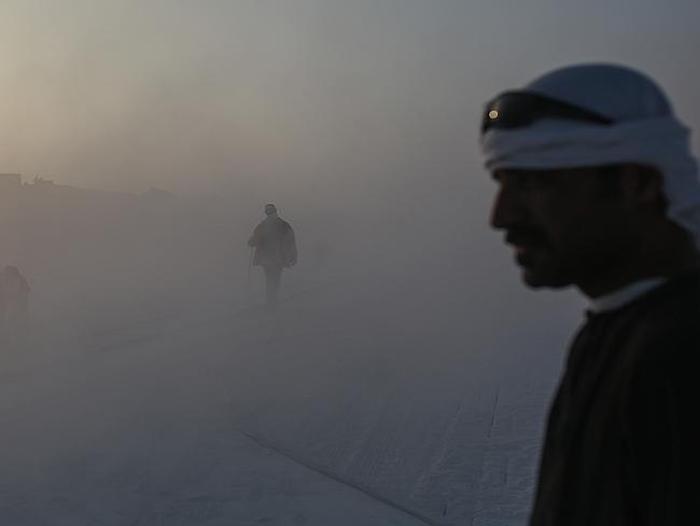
481, 64, 698, 525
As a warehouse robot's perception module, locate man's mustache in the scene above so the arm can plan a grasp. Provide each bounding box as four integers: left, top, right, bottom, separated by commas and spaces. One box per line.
505, 228, 548, 247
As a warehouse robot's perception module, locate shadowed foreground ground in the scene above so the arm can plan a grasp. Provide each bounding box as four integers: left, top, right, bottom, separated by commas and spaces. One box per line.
0, 272, 569, 525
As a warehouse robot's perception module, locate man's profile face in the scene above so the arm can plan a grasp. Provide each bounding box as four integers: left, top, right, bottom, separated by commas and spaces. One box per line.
490, 167, 638, 289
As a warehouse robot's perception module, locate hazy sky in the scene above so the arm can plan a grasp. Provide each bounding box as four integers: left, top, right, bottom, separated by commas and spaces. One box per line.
1, 0, 699, 196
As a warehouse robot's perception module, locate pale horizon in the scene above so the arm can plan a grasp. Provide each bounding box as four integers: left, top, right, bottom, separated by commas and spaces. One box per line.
2, 0, 699, 197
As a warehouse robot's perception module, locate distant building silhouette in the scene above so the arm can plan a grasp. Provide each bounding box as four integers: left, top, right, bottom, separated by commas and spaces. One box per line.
141, 187, 175, 202
32, 176, 55, 186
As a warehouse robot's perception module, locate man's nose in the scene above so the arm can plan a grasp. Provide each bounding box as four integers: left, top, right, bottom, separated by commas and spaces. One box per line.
490, 186, 527, 230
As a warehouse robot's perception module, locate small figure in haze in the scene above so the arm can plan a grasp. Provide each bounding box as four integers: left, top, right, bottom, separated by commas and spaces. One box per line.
248, 204, 297, 309
481, 64, 698, 524
1, 266, 30, 327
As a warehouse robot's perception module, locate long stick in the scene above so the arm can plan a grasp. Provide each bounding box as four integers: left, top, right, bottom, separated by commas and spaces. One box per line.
246, 247, 254, 305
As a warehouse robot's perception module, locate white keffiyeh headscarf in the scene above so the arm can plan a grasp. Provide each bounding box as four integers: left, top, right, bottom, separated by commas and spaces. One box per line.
480, 64, 700, 249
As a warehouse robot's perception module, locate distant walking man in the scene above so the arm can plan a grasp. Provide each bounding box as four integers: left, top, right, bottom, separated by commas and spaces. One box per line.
481, 64, 697, 524
0, 265, 30, 327
248, 204, 297, 309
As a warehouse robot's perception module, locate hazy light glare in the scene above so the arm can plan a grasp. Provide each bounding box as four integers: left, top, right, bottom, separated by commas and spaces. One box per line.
1, 0, 698, 192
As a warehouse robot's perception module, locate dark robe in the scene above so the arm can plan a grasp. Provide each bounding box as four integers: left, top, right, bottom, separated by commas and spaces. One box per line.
530, 271, 698, 526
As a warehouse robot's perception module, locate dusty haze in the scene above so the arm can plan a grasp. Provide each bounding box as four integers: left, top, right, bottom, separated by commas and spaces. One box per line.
1, 1, 699, 524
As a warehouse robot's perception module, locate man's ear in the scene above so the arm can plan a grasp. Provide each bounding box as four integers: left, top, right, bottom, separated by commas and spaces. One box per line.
619, 164, 665, 211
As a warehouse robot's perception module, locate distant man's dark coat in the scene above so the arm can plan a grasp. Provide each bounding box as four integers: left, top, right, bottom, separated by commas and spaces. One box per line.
530, 271, 697, 526
249, 217, 297, 268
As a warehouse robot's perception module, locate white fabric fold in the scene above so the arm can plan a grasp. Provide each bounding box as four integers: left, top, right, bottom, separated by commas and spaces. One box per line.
481, 116, 700, 247
587, 277, 667, 314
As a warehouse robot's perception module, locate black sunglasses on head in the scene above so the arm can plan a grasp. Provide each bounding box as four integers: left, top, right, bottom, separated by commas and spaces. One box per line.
481, 91, 614, 133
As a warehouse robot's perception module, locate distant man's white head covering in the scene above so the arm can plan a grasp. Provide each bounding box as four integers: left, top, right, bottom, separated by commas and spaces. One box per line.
480, 63, 700, 248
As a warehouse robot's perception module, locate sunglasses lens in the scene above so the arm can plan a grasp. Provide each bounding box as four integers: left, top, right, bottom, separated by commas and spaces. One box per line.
482, 94, 533, 132
482, 91, 612, 133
